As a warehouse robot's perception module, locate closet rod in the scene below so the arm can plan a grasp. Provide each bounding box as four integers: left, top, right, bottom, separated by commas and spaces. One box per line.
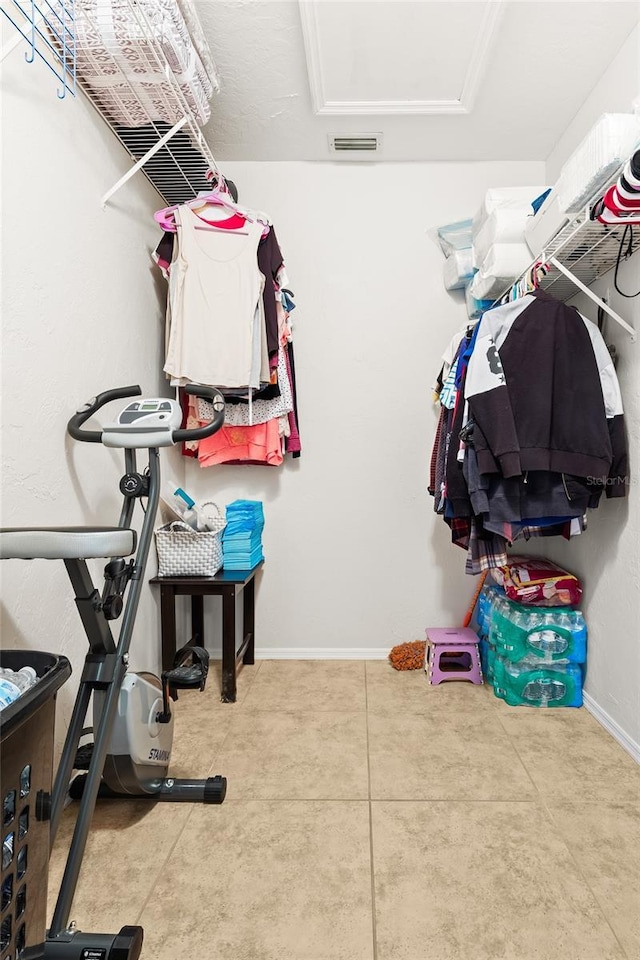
547, 256, 636, 341
101, 115, 189, 208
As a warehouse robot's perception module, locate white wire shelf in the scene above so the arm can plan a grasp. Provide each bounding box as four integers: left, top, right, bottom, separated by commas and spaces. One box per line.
493, 164, 639, 340
52, 0, 221, 205
538, 210, 640, 302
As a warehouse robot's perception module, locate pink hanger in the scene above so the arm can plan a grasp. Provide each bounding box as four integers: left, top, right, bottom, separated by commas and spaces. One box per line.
154, 173, 270, 237
154, 186, 242, 230
183, 204, 249, 236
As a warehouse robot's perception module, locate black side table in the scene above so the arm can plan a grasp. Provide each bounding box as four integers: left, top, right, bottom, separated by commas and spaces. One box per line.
150, 561, 263, 702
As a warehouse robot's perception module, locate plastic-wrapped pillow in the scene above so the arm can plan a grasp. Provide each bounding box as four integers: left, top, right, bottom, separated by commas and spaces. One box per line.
443, 248, 474, 291
472, 186, 549, 238
555, 113, 640, 214
464, 283, 493, 320
437, 219, 473, 257
472, 208, 530, 268
468, 242, 532, 300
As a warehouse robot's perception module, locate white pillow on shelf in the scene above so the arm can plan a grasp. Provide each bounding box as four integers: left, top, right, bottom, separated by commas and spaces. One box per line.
469, 243, 533, 301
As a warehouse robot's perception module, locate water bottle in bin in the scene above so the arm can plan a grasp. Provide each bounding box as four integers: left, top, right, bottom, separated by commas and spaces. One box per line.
0, 666, 38, 709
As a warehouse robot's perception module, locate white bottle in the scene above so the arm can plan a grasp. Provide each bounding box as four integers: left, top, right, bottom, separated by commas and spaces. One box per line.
0, 666, 37, 710
173, 488, 200, 530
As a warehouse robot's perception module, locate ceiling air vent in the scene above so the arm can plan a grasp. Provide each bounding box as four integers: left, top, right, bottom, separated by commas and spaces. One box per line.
329, 134, 382, 155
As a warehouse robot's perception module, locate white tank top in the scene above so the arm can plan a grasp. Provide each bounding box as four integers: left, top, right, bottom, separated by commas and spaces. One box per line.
164, 206, 265, 388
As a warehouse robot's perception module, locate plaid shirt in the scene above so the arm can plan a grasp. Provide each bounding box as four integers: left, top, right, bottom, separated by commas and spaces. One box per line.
464, 518, 508, 575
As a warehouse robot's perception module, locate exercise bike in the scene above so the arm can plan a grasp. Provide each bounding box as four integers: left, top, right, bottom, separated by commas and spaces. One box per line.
0, 384, 226, 959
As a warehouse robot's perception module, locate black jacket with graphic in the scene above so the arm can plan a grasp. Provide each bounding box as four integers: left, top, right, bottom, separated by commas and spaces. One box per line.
464, 289, 627, 498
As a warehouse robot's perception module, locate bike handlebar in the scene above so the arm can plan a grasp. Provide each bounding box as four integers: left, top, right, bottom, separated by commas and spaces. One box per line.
67, 386, 143, 443
67, 384, 225, 445
173, 384, 225, 443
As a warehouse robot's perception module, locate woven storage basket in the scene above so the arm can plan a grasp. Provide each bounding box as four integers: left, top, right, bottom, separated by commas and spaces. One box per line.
155, 502, 225, 577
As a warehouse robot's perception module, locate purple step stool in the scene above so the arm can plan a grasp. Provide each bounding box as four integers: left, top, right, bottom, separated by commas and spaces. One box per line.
425, 627, 484, 685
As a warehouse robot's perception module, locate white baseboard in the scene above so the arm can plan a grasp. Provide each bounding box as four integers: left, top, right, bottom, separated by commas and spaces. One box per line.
583, 692, 640, 765
207, 647, 391, 660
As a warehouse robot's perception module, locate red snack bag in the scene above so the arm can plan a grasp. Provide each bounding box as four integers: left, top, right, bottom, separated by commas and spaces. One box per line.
490, 556, 582, 607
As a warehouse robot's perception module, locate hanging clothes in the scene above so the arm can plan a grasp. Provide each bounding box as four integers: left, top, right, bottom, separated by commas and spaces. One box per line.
198, 346, 293, 426
257, 226, 288, 366
464, 289, 626, 491
154, 181, 302, 466
198, 419, 284, 468
156, 223, 289, 369
164, 207, 266, 388
428, 287, 628, 574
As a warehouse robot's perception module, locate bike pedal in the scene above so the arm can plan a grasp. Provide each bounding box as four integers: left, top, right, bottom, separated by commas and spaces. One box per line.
164, 644, 209, 692
163, 664, 207, 689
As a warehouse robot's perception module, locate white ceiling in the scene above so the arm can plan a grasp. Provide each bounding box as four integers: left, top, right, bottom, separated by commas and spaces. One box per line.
300, 0, 502, 114
197, 0, 640, 162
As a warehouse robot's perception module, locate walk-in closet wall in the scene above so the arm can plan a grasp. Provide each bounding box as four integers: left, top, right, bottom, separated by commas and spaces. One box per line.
184, 159, 545, 658
538, 261, 640, 756
0, 42, 171, 730
535, 29, 640, 756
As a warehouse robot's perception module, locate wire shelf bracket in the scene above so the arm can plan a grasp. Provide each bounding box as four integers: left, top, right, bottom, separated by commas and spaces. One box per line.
0, 0, 76, 99
547, 256, 636, 342
100, 114, 188, 208
494, 163, 639, 343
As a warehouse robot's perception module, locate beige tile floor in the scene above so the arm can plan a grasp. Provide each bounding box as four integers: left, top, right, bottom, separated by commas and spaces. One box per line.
48, 661, 640, 960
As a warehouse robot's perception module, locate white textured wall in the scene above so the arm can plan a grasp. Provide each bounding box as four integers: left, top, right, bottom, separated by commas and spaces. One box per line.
536, 258, 640, 755
0, 43, 172, 728
541, 27, 640, 754
184, 159, 545, 657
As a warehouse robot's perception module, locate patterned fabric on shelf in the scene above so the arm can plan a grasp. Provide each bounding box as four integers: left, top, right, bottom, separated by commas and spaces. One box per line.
55, 0, 217, 126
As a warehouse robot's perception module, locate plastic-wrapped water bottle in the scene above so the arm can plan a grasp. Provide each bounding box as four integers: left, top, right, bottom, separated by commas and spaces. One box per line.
0, 666, 38, 710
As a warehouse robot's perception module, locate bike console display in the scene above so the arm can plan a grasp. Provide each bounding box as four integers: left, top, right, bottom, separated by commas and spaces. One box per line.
102, 399, 183, 449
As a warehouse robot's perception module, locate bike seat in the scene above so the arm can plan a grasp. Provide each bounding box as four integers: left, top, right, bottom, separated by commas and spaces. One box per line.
0, 527, 137, 560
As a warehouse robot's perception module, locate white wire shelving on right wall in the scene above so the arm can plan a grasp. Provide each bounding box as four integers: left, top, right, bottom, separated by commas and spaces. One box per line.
505, 163, 640, 342
540, 213, 639, 341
